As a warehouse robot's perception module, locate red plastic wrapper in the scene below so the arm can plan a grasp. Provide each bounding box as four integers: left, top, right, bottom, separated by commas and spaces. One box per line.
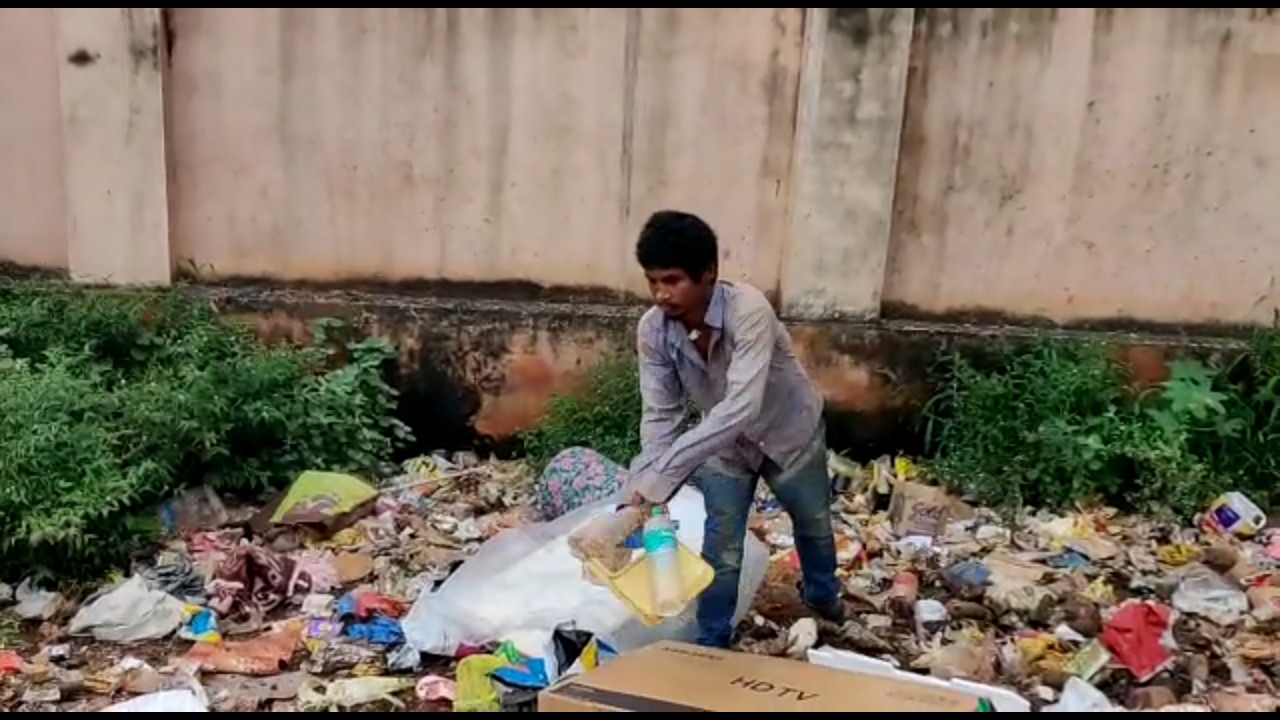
1100, 601, 1175, 682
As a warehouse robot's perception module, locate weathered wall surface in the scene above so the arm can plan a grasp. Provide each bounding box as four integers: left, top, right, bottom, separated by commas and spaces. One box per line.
213, 287, 942, 456
58, 8, 171, 285
2, 8, 1278, 449
10, 8, 1280, 325
0, 8, 67, 271
217, 287, 1209, 457
783, 8, 914, 320
886, 8, 1280, 327
0, 8, 170, 282
165, 8, 804, 299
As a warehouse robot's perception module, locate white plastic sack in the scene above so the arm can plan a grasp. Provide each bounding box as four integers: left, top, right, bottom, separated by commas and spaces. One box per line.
14, 579, 63, 621
1043, 677, 1126, 712
403, 486, 767, 657
69, 575, 186, 643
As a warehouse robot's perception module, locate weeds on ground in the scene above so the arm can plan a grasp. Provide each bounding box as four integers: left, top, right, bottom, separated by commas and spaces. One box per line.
924, 337, 1278, 519
518, 354, 642, 469
0, 282, 412, 580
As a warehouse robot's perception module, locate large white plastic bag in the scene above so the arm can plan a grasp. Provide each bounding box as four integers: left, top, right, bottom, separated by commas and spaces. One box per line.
403, 486, 767, 657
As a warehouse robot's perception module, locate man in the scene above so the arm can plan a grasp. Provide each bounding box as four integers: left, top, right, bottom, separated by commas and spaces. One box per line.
624, 210, 844, 648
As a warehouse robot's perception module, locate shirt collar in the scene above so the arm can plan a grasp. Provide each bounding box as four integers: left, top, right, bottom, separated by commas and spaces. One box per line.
704, 282, 727, 331
663, 282, 727, 352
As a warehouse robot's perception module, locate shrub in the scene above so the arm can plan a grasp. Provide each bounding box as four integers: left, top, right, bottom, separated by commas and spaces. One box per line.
0, 282, 411, 579
923, 337, 1274, 519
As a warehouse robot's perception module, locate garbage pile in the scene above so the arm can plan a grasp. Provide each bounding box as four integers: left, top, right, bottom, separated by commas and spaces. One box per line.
0, 449, 1276, 712
0, 453, 540, 711
741, 456, 1280, 712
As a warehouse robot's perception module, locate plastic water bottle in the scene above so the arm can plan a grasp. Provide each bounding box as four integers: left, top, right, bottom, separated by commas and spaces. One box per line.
643, 506, 683, 617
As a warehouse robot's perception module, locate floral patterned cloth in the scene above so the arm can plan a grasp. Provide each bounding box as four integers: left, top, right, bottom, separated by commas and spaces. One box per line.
535, 447, 627, 520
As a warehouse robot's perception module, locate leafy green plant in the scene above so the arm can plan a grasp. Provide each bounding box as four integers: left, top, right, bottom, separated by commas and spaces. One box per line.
1179, 333, 1280, 509
518, 353, 642, 469
926, 341, 1119, 511
0, 281, 412, 579
923, 340, 1241, 518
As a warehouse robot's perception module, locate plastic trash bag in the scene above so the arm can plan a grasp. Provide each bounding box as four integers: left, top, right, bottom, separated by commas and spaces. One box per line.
403, 486, 767, 657
454, 653, 508, 712
297, 676, 416, 711
68, 575, 186, 643
14, 579, 63, 621
103, 673, 211, 712
1171, 565, 1248, 626
1043, 676, 1120, 712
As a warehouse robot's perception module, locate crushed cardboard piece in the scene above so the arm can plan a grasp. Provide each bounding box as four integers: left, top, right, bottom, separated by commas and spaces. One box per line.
809, 646, 1030, 712
984, 552, 1049, 585
538, 641, 993, 712
889, 482, 952, 538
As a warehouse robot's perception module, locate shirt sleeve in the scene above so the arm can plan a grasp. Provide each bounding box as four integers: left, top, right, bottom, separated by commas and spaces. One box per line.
631, 297, 775, 503
627, 317, 686, 480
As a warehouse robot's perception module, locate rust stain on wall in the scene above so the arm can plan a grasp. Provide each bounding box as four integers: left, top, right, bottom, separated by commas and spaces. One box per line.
1117, 344, 1172, 389
469, 331, 611, 438
208, 286, 1241, 461
790, 325, 909, 413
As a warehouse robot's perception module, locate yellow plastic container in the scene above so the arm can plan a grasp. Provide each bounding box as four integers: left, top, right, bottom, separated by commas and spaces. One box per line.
584, 542, 714, 626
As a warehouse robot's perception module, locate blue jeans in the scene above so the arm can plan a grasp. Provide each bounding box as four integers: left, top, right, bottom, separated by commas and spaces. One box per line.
692, 428, 840, 648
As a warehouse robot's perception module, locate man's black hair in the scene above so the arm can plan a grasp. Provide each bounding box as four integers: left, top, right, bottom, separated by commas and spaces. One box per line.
635, 210, 719, 280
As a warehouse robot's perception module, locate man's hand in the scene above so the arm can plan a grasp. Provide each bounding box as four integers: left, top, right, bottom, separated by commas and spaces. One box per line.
621, 492, 654, 512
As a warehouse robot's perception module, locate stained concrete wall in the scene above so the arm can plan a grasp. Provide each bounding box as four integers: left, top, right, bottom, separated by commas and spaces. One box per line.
0, 8, 169, 283
886, 8, 1280, 327
213, 286, 937, 457
0, 8, 67, 271
784, 8, 913, 320
165, 8, 805, 300
10, 8, 1280, 325
2, 8, 1278, 449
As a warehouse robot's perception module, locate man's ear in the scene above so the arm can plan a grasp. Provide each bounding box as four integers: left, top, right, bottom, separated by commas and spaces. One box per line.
700, 266, 718, 285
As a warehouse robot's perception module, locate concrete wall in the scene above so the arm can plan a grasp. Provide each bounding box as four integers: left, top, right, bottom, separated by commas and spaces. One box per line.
0, 8, 66, 271
2, 8, 1279, 448
0, 8, 169, 282
887, 8, 1280, 327
165, 8, 805, 299
9, 8, 1280, 325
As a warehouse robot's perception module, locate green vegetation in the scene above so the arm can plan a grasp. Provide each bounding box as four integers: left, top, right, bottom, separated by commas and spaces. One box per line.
0, 282, 411, 579
9, 274, 1269, 583
924, 337, 1280, 518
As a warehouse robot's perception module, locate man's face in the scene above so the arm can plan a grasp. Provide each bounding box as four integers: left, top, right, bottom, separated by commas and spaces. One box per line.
644, 267, 712, 319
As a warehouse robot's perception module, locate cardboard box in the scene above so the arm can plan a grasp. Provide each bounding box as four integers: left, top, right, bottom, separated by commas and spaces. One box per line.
538, 641, 995, 712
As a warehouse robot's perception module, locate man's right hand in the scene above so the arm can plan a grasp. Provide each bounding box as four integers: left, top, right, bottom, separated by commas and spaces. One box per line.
621, 492, 654, 512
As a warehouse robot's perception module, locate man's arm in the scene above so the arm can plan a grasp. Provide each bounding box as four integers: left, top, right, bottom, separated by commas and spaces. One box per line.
631, 297, 774, 503
627, 317, 686, 481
